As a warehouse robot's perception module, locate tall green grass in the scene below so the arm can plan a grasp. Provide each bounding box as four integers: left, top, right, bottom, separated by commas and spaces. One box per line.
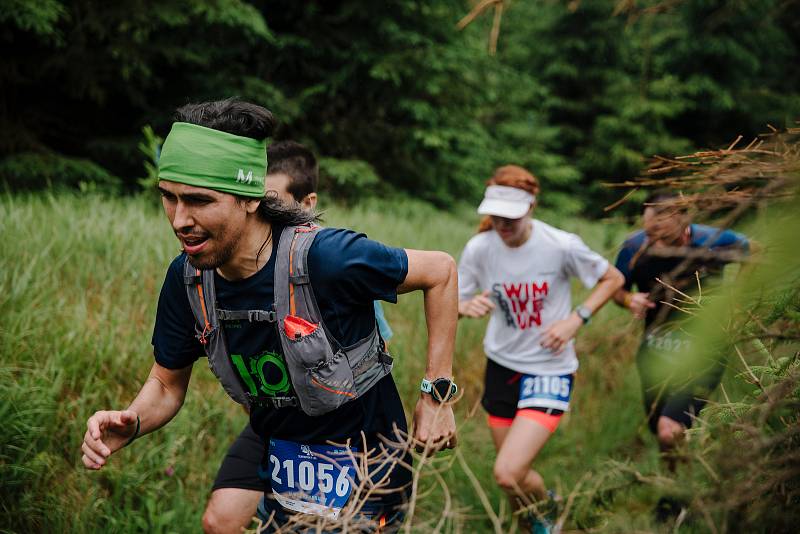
1, 192, 790, 533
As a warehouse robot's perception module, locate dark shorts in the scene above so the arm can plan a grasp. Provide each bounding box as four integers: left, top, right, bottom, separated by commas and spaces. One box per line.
216, 424, 411, 529
255, 436, 410, 533
212, 423, 268, 492
481, 359, 566, 419
256, 497, 405, 533
637, 328, 726, 434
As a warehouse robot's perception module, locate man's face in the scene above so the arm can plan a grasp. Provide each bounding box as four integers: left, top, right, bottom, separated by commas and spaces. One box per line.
158, 180, 252, 269
265, 172, 317, 212
643, 206, 689, 247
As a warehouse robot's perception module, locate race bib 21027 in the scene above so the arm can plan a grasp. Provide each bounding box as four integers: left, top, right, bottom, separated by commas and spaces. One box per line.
268, 438, 358, 519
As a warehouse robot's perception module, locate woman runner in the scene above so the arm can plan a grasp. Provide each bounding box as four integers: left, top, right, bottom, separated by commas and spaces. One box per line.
457, 165, 624, 533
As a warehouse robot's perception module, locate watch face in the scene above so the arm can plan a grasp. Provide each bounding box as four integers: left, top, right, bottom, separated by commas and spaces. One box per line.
432, 379, 455, 402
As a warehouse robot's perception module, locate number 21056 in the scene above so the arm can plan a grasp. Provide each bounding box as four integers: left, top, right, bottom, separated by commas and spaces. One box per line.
269, 455, 351, 497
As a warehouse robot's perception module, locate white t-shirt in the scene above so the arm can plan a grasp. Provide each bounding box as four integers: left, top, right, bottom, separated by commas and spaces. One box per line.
458, 219, 609, 375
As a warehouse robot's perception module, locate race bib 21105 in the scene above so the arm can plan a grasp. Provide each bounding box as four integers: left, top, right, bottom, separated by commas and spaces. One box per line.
517, 373, 573, 412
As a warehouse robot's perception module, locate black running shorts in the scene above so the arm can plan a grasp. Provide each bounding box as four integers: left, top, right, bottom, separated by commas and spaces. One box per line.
481, 358, 565, 418
211, 423, 268, 492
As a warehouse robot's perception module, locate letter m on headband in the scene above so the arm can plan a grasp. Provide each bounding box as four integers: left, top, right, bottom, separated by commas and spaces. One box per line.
158, 122, 268, 198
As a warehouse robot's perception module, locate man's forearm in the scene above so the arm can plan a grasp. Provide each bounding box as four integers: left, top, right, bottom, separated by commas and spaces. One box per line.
126, 364, 192, 437
400, 250, 459, 450
423, 270, 458, 378
399, 250, 458, 379
612, 288, 631, 308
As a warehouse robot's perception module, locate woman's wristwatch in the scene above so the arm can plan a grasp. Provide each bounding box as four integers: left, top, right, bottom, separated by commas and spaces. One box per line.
575, 305, 592, 324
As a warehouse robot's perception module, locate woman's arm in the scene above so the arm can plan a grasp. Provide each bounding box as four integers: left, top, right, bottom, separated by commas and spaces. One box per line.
540, 264, 625, 353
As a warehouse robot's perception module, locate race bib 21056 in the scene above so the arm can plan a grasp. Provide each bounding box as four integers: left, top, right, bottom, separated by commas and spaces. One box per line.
268, 438, 358, 519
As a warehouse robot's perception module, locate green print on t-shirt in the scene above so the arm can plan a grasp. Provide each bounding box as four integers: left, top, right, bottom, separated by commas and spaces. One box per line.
230, 352, 291, 397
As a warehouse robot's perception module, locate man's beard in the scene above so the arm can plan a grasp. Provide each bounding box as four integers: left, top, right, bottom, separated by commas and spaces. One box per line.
185, 232, 240, 270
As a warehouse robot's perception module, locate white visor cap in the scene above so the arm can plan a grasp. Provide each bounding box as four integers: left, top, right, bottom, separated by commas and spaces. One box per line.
477, 185, 535, 219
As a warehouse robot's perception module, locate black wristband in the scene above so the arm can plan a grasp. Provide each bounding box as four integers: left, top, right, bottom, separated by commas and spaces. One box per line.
124, 415, 140, 447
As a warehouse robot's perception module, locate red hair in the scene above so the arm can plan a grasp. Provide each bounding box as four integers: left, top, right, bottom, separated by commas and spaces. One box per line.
477, 165, 541, 232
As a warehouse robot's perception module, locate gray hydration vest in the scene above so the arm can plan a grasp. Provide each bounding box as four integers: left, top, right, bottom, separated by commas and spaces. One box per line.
183, 225, 394, 417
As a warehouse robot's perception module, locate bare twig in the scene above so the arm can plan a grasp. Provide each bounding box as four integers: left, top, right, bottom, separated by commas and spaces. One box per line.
455, 449, 504, 534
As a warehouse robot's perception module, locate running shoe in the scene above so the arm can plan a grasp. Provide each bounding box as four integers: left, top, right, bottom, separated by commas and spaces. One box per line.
530, 515, 555, 534
529, 490, 561, 534
654, 496, 686, 523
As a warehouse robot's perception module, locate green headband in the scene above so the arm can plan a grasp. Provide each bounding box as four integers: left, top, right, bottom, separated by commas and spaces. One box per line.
158, 122, 267, 198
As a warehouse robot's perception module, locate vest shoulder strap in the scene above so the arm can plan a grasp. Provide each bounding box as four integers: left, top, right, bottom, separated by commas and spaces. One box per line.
275, 225, 324, 325
183, 260, 217, 344
182, 257, 252, 406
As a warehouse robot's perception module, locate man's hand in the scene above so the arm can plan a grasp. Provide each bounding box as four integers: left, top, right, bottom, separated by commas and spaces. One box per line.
627, 292, 656, 319
81, 410, 138, 470
412, 395, 457, 454
79, 363, 191, 471
458, 290, 495, 318
540, 313, 583, 354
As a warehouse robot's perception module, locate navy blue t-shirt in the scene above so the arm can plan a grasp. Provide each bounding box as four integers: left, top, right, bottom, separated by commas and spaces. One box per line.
615, 224, 748, 328
152, 227, 409, 446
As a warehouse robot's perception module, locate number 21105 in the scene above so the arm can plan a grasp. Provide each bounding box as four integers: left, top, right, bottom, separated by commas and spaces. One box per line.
521, 376, 570, 398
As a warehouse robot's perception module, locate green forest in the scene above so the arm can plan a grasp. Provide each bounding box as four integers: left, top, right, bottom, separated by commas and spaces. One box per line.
1, 1, 799, 533
2, 0, 798, 210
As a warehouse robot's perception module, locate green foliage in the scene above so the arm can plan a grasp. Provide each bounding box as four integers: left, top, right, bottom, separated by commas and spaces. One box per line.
0, 152, 121, 193
2, 189, 799, 531
495, 0, 800, 214
137, 125, 163, 193
0, 192, 633, 532
681, 242, 800, 531
0, 0, 66, 39
1, 0, 798, 210
318, 157, 382, 203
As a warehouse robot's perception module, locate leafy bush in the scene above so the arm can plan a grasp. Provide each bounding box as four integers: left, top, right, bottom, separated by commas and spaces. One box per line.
318, 157, 384, 203
136, 125, 162, 193
0, 152, 121, 193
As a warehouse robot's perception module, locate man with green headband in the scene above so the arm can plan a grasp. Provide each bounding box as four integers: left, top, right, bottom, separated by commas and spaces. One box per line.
80, 98, 459, 531
203, 140, 400, 534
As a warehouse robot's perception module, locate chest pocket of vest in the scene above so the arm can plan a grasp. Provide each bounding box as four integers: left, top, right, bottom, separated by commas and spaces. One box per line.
279, 323, 357, 414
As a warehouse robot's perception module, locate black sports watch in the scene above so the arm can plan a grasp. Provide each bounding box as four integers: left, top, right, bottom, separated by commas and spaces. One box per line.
420, 377, 458, 403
